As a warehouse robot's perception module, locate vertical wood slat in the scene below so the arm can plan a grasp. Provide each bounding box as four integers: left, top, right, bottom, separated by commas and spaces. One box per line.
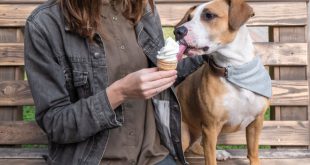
274, 26, 308, 149
271, 27, 281, 121
0, 28, 23, 124
307, 1, 310, 149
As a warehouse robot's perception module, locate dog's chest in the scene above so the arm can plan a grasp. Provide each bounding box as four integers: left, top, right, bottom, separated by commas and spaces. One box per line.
220, 78, 267, 129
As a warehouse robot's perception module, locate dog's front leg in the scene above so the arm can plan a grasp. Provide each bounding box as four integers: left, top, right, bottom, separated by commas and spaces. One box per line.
201, 124, 222, 165
246, 112, 265, 165
181, 121, 191, 152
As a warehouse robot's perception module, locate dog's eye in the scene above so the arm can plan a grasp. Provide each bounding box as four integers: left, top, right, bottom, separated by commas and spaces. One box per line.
205, 12, 217, 21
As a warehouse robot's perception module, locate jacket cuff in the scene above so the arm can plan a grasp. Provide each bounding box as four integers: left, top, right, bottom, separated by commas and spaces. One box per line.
94, 90, 123, 129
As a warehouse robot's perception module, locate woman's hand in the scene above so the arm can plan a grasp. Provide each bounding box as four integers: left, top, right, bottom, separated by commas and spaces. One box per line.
106, 68, 177, 109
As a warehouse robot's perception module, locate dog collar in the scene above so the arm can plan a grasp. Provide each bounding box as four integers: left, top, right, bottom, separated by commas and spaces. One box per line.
204, 55, 228, 77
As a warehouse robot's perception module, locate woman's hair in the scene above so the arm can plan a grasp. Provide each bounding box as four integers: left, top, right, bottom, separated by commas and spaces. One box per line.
59, 0, 154, 39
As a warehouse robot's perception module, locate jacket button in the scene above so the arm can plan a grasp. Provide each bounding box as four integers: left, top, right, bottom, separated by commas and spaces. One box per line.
129, 131, 134, 136
120, 45, 125, 50
94, 52, 100, 58
112, 16, 118, 21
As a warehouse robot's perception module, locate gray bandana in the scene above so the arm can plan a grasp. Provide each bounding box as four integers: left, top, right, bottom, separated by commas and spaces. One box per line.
225, 56, 272, 98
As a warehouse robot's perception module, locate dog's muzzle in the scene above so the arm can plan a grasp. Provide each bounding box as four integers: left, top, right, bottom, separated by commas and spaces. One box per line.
174, 26, 188, 41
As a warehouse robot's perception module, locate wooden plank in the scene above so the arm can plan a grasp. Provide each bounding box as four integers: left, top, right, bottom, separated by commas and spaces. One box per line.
280, 107, 308, 121
0, 80, 306, 106
0, 148, 310, 159
271, 80, 308, 106
189, 158, 310, 165
0, 121, 307, 145
0, 159, 46, 165
0, 149, 309, 165
0, 158, 309, 165
0, 43, 306, 66
0, 0, 45, 4
0, 80, 34, 106
256, 43, 308, 66
0, 4, 37, 27
158, 2, 308, 26
2, 148, 310, 159
1, 0, 309, 4
0, 43, 24, 66
0, 29, 17, 43
0, 148, 47, 159
218, 121, 309, 145
279, 27, 307, 42
0, 121, 47, 145
156, 0, 309, 3
185, 149, 310, 159
0, 2, 308, 27
279, 67, 307, 80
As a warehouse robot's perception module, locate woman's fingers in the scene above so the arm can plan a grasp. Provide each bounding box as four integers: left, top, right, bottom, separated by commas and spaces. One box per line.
143, 81, 175, 99
141, 75, 177, 90
141, 69, 177, 82
138, 67, 158, 74
120, 68, 178, 100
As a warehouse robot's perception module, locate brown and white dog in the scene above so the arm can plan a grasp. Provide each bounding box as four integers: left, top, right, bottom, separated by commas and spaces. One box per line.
175, 0, 270, 165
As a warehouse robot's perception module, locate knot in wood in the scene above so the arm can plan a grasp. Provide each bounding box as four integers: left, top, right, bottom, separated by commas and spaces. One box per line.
2, 86, 15, 96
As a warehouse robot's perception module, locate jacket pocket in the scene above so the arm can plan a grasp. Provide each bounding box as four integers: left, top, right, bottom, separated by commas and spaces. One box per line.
64, 69, 91, 101
72, 71, 91, 98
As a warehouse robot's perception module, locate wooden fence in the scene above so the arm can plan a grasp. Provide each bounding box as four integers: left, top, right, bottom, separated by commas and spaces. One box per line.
0, 0, 309, 164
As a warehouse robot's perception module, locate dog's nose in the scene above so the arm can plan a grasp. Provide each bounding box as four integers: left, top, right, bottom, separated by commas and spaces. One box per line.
174, 26, 188, 40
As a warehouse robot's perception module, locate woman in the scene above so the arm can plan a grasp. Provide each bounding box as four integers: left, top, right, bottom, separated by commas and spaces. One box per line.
24, 0, 207, 164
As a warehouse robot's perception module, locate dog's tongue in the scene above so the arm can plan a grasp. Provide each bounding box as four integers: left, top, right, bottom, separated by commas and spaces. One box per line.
177, 44, 187, 61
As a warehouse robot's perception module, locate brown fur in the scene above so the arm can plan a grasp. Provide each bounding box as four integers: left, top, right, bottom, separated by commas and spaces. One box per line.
201, 0, 236, 44
176, 1, 267, 165
227, 0, 255, 31
175, 5, 198, 27
178, 64, 269, 165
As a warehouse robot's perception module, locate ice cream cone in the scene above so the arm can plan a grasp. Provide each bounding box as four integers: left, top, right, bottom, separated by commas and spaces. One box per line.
156, 37, 179, 71
157, 59, 178, 71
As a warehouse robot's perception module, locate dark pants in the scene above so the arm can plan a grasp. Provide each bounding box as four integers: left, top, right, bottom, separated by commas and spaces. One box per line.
155, 155, 177, 165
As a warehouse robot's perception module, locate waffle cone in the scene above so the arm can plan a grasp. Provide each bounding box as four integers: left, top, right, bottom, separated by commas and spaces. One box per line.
157, 59, 177, 71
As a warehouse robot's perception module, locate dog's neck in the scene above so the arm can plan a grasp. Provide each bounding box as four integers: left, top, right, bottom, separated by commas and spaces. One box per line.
213, 25, 255, 67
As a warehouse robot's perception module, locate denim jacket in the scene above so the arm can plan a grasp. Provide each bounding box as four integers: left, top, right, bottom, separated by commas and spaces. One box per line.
24, 0, 206, 164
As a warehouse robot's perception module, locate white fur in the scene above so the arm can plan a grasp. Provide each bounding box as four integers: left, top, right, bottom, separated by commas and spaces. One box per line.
182, 3, 221, 53
219, 78, 267, 129
216, 150, 232, 161
185, 2, 267, 129
216, 26, 267, 129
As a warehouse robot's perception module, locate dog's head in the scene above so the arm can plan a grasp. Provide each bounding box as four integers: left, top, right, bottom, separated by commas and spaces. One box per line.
175, 0, 254, 57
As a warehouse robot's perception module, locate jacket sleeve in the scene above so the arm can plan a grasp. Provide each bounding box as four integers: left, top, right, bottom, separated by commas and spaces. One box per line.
24, 20, 122, 144
174, 55, 206, 86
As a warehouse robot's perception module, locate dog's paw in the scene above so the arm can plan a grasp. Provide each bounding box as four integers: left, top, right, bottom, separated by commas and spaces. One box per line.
188, 143, 204, 155
216, 150, 232, 161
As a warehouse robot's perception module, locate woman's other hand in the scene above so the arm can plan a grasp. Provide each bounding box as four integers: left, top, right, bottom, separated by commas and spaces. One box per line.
106, 68, 177, 109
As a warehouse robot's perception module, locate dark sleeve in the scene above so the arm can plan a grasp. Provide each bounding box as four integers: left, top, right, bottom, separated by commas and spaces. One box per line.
174, 55, 206, 86
24, 21, 122, 144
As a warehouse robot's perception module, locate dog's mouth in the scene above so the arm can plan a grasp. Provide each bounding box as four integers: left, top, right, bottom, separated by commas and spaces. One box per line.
177, 39, 209, 60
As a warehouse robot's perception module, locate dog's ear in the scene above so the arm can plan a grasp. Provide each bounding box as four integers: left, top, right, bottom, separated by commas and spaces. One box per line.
175, 5, 198, 27
226, 0, 254, 31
